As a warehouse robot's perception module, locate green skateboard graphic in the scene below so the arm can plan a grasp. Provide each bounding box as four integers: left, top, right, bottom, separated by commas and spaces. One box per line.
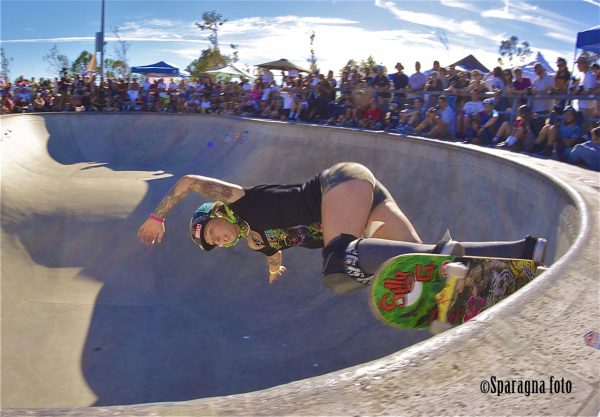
369, 254, 538, 333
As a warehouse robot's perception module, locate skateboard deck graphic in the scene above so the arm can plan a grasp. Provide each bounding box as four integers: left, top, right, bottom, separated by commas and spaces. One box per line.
369, 254, 537, 332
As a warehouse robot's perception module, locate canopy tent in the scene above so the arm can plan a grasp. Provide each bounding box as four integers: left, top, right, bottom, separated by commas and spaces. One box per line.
576, 25, 600, 53
131, 61, 180, 77
256, 58, 310, 73
203, 65, 254, 80
516, 51, 556, 81
450, 54, 490, 73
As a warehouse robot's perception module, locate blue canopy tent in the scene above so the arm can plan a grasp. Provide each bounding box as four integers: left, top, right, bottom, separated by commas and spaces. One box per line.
576, 25, 600, 54
131, 61, 180, 77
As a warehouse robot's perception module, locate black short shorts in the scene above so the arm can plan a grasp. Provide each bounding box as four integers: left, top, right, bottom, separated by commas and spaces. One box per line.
319, 162, 394, 210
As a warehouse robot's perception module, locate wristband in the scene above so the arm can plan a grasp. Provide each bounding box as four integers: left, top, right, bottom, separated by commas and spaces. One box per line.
149, 213, 165, 223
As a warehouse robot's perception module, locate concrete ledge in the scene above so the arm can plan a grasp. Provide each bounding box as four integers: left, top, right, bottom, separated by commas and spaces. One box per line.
1, 114, 598, 416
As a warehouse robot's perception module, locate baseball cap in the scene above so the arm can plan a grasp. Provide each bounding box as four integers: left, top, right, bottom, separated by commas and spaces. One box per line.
483, 98, 494, 106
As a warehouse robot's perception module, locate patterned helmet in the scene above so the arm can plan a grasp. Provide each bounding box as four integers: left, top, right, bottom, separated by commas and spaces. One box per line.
190, 202, 217, 251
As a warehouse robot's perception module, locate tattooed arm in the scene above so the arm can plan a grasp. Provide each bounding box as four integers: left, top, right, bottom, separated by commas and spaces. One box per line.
267, 251, 286, 284
137, 175, 245, 245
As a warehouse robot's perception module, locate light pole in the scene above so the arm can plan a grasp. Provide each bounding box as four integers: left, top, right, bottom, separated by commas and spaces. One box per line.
99, 0, 106, 83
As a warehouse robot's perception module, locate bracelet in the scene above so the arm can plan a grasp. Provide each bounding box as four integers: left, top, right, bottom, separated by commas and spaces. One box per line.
269, 268, 280, 274
149, 213, 165, 223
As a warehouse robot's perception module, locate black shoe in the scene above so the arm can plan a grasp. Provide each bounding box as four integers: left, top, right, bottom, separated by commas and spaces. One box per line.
432, 241, 465, 257
523, 236, 547, 265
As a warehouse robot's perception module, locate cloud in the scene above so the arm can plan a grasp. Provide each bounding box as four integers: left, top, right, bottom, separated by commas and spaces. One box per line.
481, 0, 582, 32
1, 36, 208, 44
581, 0, 600, 6
440, 0, 473, 11
545, 32, 576, 43
374, 0, 499, 41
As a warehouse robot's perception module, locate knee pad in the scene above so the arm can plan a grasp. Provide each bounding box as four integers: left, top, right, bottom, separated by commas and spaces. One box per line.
322, 234, 371, 294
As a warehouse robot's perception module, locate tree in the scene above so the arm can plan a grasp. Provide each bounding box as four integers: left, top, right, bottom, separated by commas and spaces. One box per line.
307, 31, 318, 72
104, 58, 127, 79
112, 26, 131, 79
186, 48, 230, 79
1, 48, 13, 80
43, 44, 70, 77
498, 36, 533, 66
230, 43, 239, 64
195, 10, 227, 50
359, 55, 379, 76
70, 50, 93, 76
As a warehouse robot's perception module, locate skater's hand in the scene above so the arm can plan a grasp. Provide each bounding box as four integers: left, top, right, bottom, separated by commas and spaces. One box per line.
138, 218, 165, 245
268, 266, 287, 284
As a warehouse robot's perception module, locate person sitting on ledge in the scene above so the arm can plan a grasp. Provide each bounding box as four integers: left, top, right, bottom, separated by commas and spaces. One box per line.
138, 162, 547, 295
566, 126, 600, 171
415, 95, 456, 140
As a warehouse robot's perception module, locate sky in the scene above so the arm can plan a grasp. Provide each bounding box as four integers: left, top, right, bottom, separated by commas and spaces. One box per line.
1, 0, 599, 81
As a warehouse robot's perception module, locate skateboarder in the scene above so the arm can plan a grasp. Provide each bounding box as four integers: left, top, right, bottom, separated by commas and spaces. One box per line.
138, 162, 546, 293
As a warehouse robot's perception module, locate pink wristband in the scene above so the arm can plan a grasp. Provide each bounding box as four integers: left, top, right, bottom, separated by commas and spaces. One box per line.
149, 213, 165, 223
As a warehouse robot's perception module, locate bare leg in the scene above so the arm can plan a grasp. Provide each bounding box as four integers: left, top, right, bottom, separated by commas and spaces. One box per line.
368, 200, 422, 243
535, 124, 551, 146
321, 179, 373, 246
496, 121, 511, 140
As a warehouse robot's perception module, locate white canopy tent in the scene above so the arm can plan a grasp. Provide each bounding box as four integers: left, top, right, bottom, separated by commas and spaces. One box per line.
203, 65, 254, 81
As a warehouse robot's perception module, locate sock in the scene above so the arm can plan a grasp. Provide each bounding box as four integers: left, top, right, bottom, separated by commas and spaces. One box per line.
505, 135, 517, 146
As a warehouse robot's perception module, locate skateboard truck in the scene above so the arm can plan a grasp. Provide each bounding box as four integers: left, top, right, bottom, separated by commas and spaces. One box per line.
430, 262, 469, 335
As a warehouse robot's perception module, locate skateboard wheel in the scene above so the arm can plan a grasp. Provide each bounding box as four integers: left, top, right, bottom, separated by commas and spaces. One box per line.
444, 262, 469, 279
430, 320, 453, 335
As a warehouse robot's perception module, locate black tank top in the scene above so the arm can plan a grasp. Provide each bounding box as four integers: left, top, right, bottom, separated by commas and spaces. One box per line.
229, 175, 323, 256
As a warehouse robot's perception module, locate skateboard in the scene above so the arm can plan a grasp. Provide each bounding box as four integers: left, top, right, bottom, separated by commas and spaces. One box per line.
369, 254, 538, 333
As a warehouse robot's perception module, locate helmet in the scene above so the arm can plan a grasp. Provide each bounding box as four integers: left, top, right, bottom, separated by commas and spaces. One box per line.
190, 202, 217, 251
190, 202, 245, 251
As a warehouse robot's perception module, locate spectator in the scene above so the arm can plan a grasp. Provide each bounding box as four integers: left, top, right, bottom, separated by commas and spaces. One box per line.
574, 55, 598, 121
457, 89, 484, 140
494, 104, 535, 151
384, 102, 401, 131
358, 99, 384, 130
373, 65, 390, 107
407, 61, 426, 102
423, 71, 444, 107
536, 106, 583, 159
396, 97, 426, 132
1, 93, 15, 113
33, 93, 46, 112
567, 126, 600, 170
327, 90, 352, 126
326, 70, 337, 102
495, 68, 514, 111
278, 82, 295, 120
484, 66, 504, 91
553, 57, 571, 95
415, 95, 455, 139
512, 67, 532, 94
468, 98, 500, 146
465, 69, 488, 93
261, 69, 274, 85
390, 62, 408, 106
531, 62, 555, 115
308, 74, 332, 121
424, 60, 441, 78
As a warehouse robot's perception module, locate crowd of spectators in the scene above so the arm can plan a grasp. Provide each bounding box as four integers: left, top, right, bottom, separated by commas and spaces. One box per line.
2, 55, 599, 170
